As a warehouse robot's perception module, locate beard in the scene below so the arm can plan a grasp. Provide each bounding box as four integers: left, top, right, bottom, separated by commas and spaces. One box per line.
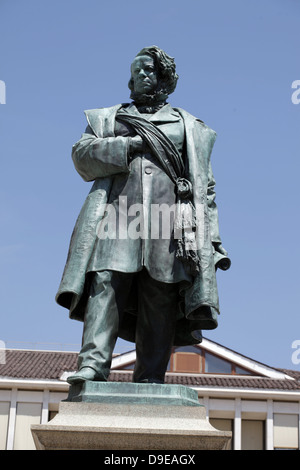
130, 87, 168, 106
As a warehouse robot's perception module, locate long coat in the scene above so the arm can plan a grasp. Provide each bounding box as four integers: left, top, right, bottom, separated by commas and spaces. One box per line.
55, 104, 230, 346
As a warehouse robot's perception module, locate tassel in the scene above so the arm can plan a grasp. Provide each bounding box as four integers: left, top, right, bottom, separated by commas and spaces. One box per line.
174, 179, 201, 275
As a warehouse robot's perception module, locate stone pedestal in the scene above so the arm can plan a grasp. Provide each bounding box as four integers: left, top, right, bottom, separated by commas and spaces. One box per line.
31, 382, 231, 450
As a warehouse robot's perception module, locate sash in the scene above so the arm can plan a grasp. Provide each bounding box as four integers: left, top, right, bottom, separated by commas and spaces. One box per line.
116, 108, 201, 275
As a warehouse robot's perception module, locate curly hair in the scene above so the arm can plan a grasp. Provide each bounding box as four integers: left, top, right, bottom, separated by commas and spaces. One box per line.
128, 46, 179, 102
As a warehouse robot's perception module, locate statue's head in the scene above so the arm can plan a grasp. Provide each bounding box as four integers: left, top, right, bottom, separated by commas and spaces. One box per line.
128, 46, 179, 105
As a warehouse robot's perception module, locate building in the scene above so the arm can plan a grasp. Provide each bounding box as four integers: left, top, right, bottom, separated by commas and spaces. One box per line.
0, 338, 299, 450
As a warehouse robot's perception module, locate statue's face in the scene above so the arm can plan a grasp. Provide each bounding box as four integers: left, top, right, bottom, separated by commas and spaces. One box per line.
130, 55, 158, 95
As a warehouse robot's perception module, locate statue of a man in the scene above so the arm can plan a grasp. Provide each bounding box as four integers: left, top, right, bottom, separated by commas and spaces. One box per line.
56, 46, 230, 385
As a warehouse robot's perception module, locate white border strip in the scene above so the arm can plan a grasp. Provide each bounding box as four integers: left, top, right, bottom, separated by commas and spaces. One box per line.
200, 338, 292, 379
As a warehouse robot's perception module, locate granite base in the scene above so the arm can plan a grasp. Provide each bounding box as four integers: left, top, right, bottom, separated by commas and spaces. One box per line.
31, 382, 231, 450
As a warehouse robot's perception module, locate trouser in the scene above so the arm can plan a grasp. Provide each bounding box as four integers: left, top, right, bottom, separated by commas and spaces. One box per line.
77, 269, 179, 383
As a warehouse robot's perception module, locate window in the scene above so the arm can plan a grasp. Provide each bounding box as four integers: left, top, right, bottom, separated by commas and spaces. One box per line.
235, 366, 252, 375
205, 352, 232, 374
117, 345, 256, 376
242, 420, 265, 450
0, 402, 10, 450
13, 403, 42, 450
274, 414, 299, 450
172, 352, 202, 373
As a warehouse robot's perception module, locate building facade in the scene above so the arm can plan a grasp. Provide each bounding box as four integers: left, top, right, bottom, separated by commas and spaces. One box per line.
0, 338, 299, 450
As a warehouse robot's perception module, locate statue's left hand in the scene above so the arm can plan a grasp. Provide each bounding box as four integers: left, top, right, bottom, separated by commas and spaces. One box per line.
213, 242, 228, 256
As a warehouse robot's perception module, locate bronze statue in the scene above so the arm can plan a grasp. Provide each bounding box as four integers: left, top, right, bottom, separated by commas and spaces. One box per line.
56, 46, 230, 385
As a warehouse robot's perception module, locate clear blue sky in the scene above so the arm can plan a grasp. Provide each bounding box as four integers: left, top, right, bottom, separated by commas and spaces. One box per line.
0, 0, 299, 370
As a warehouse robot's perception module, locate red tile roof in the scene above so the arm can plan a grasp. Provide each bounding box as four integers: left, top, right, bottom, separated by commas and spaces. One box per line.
0, 349, 77, 380
0, 349, 299, 391
109, 371, 300, 390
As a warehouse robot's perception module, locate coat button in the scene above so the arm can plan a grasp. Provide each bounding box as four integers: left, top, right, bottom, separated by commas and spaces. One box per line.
145, 167, 152, 174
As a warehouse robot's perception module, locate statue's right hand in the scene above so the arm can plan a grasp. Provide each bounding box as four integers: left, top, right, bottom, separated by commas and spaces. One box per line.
129, 135, 144, 153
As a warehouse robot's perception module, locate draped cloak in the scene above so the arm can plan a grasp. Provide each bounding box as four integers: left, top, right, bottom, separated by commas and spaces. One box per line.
55, 104, 230, 346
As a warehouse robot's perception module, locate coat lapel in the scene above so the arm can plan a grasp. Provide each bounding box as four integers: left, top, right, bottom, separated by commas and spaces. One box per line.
84, 104, 122, 137
149, 104, 181, 123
